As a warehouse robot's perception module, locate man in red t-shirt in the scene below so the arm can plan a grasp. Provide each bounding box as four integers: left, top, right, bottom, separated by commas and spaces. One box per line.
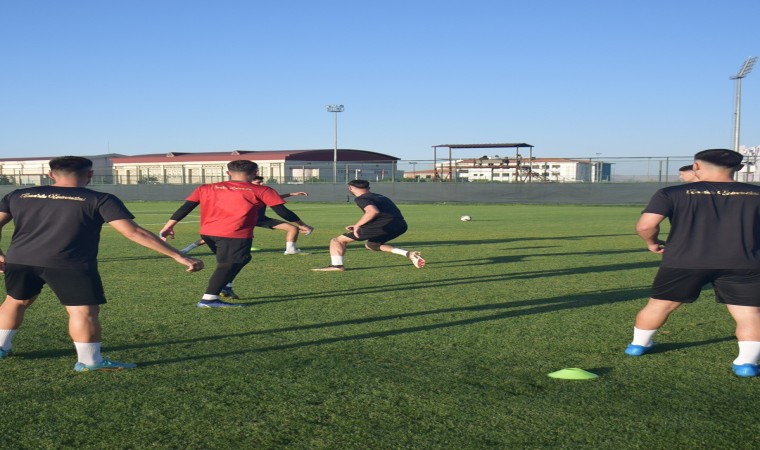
160, 160, 313, 308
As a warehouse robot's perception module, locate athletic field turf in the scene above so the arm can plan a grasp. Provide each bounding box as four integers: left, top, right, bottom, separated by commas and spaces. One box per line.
0, 202, 757, 449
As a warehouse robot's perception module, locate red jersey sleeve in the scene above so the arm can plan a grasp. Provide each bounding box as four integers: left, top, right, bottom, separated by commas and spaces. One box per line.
186, 186, 202, 202
258, 186, 286, 207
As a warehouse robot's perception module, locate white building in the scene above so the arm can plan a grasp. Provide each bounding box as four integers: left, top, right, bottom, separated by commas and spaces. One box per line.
737, 145, 760, 182
409, 157, 611, 182
0, 154, 122, 185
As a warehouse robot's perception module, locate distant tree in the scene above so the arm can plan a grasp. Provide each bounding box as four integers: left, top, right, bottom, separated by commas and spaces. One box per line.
0, 175, 14, 185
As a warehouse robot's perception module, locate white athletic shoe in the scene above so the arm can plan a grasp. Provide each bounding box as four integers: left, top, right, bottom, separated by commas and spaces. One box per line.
408, 251, 426, 269
311, 265, 345, 272
284, 249, 309, 255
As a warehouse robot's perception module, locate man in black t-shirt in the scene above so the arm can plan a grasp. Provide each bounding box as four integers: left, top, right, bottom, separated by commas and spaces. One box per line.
626, 149, 760, 378
312, 179, 425, 272
0, 156, 203, 372
677, 164, 697, 182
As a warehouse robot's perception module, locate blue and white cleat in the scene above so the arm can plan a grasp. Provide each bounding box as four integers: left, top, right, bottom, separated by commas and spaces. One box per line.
624, 343, 653, 356
732, 363, 760, 378
74, 358, 137, 372
197, 299, 243, 308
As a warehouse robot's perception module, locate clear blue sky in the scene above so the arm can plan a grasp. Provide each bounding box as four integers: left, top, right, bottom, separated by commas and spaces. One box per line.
1, 1, 758, 162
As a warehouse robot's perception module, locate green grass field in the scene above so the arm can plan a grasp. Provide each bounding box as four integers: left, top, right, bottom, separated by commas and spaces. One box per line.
0, 202, 757, 449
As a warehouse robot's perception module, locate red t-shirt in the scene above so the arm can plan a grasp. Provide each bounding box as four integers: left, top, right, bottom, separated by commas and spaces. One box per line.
187, 181, 285, 238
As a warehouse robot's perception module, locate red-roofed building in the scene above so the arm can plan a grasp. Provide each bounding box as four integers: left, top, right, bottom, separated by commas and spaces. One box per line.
110, 149, 400, 184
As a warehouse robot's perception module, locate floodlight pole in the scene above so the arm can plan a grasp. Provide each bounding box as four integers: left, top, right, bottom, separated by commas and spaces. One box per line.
326, 104, 344, 183
731, 57, 757, 152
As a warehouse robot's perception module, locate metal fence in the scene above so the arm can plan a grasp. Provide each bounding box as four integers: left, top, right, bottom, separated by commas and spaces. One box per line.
401, 155, 760, 183
108, 160, 401, 185
0, 181, 679, 205
2, 155, 758, 187
398, 157, 698, 183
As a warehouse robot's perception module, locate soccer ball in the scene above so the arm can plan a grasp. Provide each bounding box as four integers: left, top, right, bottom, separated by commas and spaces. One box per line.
460, 215, 472, 221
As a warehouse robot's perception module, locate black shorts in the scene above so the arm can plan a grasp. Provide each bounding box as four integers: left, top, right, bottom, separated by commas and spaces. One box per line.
3, 263, 106, 306
201, 235, 253, 264
256, 217, 286, 229
342, 220, 408, 244
651, 267, 760, 306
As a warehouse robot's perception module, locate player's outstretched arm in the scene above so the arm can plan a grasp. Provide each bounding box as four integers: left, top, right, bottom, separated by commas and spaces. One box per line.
109, 219, 204, 272
160, 200, 200, 240
270, 204, 313, 234
281, 191, 308, 198
159, 220, 179, 241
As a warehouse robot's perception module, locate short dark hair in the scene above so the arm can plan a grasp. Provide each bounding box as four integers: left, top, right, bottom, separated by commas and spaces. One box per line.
678, 165, 694, 172
227, 160, 258, 174
347, 179, 370, 189
49, 156, 93, 175
694, 149, 744, 169
252, 176, 265, 182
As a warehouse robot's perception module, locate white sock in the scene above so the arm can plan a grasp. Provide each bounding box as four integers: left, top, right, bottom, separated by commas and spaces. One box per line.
0, 329, 17, 352
734, 341, 760, 365
74, 342, 103, 366
202, 294, 220, 300
391, 248, 408, 256
225, 282, 233, 289
331, 256, 344, 266
631, 327, 656, 347
286, 242, 297, 252
181, 242, 199, 254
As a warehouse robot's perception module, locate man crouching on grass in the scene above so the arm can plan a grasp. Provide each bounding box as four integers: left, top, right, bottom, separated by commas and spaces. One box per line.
0, 156, 203, 372
312, 179, 425, 272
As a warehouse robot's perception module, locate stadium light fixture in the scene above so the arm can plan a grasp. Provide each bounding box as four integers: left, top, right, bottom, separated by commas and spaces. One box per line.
731, 56, 757, 152
326, 104, 345, 183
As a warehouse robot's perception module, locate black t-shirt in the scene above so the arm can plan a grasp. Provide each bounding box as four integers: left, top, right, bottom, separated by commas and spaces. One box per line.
0, 186, 134, 269
643, 181, 760, 269
354, 192, 406, 226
